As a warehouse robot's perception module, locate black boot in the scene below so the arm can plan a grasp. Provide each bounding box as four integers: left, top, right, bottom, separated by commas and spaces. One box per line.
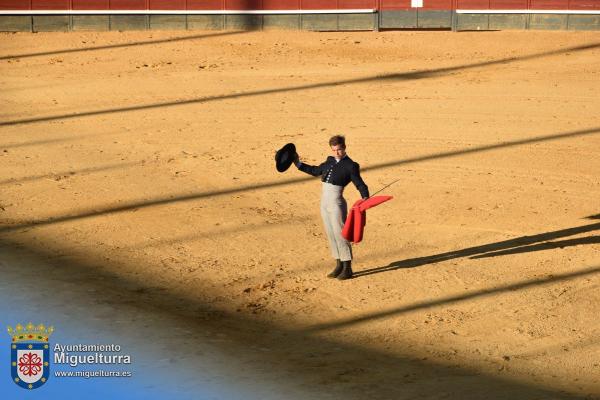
327, 259, 344, 278
337, 261, 353, 280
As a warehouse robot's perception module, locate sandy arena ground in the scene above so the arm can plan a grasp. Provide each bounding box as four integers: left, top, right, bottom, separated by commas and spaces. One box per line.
1, 29, 600, 398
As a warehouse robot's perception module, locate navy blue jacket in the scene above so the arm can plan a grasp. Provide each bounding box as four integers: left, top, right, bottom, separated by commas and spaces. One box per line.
297, 155, 369, 199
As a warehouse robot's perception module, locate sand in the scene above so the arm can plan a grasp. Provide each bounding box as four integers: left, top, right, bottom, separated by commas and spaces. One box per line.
1, 29, 600, 398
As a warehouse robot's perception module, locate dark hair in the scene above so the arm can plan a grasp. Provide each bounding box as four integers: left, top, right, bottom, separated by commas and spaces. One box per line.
329, 135, 346, 148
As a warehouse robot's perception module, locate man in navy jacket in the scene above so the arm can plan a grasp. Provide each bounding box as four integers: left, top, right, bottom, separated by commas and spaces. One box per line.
294, 135, 369, 280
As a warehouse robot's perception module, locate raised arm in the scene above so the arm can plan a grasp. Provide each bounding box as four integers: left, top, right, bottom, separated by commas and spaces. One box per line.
295, 156, 330, 177
350, 162, 369, 199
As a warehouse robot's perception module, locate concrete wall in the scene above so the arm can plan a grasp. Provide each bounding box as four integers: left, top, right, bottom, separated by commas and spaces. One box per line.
454, 13, 600, 31
379, 10, 452, 29
0, 14, 376, 32
0, 15, 31, 32
0, 13, 599, 32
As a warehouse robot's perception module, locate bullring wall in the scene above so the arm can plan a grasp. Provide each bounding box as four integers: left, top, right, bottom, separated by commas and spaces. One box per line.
0, 0, 599, 31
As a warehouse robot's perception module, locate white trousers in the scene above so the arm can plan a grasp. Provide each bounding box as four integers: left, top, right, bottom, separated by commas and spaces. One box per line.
320, 182, 352, 262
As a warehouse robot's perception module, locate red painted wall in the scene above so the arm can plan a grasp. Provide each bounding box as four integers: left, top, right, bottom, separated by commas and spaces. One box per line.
490, 0, 527, 9
0, 0, 30, 9
1, 0, 599, 10
150, 0, 186, 9
300, 0, 336, 9
455, 0, 489, 9
72, 0, 109, 10
529, 0, 569, 9
109, 0, 146, 9
422, 0, 452, 10
187, 0, 223, 9
379, 0, 411, 10
570, 0, 600, 9
339, 0, 377, 9
263, 0, 299, 9
31, 0, 69, 9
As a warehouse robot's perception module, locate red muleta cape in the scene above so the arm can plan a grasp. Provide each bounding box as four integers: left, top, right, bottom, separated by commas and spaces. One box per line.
342, 196, 393, 243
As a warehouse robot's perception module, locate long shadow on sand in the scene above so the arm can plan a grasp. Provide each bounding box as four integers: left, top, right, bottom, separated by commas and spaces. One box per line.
0, 30, 246, 61
471, 236, 600, 259
1, 42, 599, 127
354, 220, 600, 278
304, 265, 600, 333
0, 236, 593, 399
0, 126, 598, 233
0, 135, 86, 150
0, 160, 141, 186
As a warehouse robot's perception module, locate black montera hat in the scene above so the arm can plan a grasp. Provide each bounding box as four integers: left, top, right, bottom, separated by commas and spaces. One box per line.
275, 143, 296, 173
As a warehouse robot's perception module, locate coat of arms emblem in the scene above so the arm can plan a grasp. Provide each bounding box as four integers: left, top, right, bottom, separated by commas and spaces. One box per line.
7, 322, 53, 390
